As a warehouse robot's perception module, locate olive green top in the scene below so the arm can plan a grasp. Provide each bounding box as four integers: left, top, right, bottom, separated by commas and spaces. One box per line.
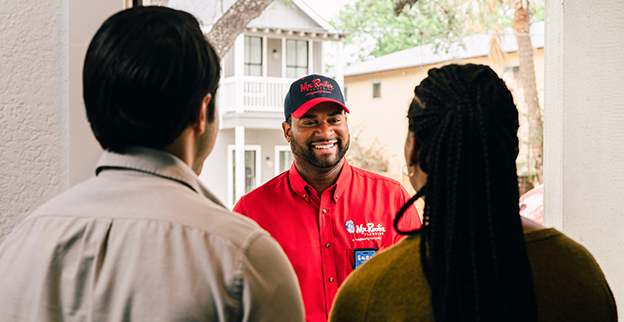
329, 228, 617, 322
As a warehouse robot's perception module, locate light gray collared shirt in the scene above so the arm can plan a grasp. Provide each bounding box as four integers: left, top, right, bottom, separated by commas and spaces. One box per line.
0, 147, 304, 322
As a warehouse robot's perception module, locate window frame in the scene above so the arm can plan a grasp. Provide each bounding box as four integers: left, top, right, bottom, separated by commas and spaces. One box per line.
227, 144, 262, 208
244, 36, 263, 77
274, 145, 294, 176
285, 39, 309, 78
372, 81, 381, 99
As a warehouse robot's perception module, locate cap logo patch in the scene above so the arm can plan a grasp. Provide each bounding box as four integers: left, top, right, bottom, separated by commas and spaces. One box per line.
300, 78, 335, 96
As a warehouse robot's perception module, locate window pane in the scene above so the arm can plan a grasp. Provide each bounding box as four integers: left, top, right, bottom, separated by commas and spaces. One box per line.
250, 37, 262, 64
244, 37, 251, 62
233, 150, 258, 204
372, 83, 381, 98
279, 150, 294, 173
286, 40, 296, 66
297, 40, 308, 67
296, 67, 308, 78
245, 151, 256, 193
248, 65, 261, 77
286, 67, 297, 78
245, 36, 262, 76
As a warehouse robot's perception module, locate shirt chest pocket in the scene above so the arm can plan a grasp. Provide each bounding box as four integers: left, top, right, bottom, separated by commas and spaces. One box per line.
335, 247, 354, 284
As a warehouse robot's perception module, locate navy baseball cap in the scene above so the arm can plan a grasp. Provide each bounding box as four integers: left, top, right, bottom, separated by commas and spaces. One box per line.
284, 74, 349, 121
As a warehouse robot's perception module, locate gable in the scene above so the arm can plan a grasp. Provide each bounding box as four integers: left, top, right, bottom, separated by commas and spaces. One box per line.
247, 0, 325, 31
169, 0, 328, 31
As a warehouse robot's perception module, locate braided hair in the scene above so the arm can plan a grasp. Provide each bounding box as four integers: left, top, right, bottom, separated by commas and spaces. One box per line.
394, 64, 538, 322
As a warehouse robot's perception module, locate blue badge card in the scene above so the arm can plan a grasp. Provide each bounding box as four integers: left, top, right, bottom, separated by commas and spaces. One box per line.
354, 248, 378, 269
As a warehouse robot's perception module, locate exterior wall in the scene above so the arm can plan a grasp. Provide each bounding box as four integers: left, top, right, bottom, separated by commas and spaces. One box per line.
68, 0, 117, 187
544, 0, 624, 313
200, 128, 287, 206
344, 50, 544, 180
200, 129, 234, 205
0, 0, 69, 244
0, 0, 118, 244
267, 38, 282, 77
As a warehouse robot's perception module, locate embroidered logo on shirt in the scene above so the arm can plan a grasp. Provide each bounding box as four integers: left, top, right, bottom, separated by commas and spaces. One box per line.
345, 220, 355, 234
356, 222, 387, 234
350, 222, 387, 242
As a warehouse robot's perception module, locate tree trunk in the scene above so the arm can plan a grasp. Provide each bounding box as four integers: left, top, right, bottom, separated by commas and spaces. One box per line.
514, 3, 543, 185
207, 0, 275, 58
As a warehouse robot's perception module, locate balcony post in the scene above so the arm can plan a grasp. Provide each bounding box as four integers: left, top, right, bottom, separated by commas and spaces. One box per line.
234, 34, 245, 114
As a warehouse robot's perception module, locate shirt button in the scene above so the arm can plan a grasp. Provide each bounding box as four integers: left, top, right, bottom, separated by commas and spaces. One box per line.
325, 243, 330, 248
335, 195, 339, 199
329, 277, 334, 282
322, 209, 327, 214
303, 194, 307, 198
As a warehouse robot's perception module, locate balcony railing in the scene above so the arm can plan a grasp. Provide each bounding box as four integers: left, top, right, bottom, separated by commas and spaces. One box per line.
219, 76, 295, 114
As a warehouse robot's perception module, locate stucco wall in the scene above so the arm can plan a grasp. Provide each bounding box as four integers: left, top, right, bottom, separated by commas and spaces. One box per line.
0, 0, 119, 244
0, 0, 70, 243
544, 0, 624, 313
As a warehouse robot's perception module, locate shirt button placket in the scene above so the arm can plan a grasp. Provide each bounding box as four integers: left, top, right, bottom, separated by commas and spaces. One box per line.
320, 199, 338, 315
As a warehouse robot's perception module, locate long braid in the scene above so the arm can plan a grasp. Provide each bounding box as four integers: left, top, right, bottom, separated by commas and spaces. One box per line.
396, 64, 538, 322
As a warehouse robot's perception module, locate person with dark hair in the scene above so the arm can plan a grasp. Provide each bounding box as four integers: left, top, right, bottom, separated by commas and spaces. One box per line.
0, 6, 304, 321
329, 64, 617, 322
233, 74, 421, 322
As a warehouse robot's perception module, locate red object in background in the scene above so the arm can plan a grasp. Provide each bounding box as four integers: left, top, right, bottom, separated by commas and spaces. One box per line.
519, 184, 543, 225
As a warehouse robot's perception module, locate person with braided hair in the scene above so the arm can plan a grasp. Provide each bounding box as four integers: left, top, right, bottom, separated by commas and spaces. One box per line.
329, 64, 617, 322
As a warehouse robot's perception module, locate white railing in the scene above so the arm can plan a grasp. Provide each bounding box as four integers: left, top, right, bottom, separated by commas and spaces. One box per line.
220, 76, 295, 114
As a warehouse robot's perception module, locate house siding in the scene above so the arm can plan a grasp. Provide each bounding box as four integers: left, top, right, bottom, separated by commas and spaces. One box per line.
267, 38, 282, 77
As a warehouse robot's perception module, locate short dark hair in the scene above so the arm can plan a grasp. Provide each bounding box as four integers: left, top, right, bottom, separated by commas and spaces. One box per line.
83, 6, 221, 152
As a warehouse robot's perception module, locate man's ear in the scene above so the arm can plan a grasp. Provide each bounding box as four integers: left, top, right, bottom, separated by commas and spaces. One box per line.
193, 94, 212, 136
282, 121, 291, 143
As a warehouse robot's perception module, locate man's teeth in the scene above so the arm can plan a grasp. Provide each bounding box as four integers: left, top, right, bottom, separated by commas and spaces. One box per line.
314, 143, 335, 149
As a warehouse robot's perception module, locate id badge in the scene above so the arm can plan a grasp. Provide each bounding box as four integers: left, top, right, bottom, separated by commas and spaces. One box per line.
354, 248, 378, 269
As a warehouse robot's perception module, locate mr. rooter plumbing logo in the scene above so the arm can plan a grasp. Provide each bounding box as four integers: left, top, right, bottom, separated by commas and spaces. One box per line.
345, 220, 387, 242
300, 78, 335, 96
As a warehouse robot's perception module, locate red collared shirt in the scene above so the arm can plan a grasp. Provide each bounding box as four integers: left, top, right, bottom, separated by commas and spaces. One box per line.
233, 159, 421, 322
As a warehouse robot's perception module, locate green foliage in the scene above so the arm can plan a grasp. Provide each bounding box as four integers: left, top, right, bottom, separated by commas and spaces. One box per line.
333, 0, 544, 63
333, 0, 468, 61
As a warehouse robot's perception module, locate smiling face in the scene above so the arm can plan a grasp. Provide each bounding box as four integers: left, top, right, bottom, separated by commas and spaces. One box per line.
283, 102, 350, 170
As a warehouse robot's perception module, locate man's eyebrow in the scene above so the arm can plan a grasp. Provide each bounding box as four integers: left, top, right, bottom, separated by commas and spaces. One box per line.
329, 111, 344, 117
300, 114, 317, 120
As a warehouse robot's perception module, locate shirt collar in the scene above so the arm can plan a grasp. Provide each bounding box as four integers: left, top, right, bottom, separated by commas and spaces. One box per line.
288, 157, 353, 203
95, 146, 226, 208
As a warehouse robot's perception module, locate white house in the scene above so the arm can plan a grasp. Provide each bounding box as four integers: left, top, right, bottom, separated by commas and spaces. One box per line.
185, 0, 345, 208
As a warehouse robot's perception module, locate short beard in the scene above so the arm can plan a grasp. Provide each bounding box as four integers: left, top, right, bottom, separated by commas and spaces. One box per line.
290, 134, 350, 169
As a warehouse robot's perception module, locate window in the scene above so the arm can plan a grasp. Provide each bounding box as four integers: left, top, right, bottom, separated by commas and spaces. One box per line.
227, 145, 262, 207
344, 86, 348, 102
286, 39, 308, 78
244, 36, 262, 76
372, 82, 381, 98
275, 145, 294, 176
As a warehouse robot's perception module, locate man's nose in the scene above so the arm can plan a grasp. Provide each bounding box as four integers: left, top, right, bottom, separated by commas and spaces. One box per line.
316, 121, 334, 137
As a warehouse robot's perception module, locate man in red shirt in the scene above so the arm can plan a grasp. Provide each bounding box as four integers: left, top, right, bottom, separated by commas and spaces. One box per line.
233, 74, 421, 322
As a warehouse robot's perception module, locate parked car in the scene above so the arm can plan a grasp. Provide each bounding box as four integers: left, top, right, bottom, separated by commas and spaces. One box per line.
519, 184, 543, 225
